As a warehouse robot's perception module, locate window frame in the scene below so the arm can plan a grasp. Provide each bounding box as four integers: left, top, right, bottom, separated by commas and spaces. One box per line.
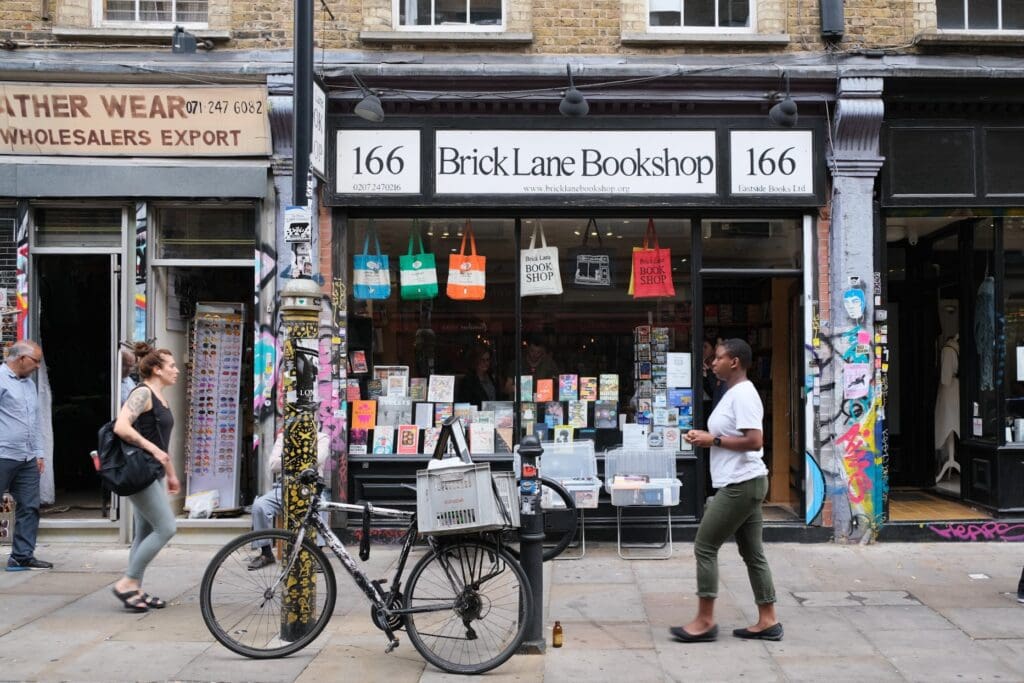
936, 0, 1024, 32
93, 0, 210, 29
647, 0, 755, 33
393, 0, 505, 32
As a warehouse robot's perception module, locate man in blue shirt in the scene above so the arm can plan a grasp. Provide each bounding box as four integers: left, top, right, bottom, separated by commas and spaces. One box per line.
0, 340, 53, 571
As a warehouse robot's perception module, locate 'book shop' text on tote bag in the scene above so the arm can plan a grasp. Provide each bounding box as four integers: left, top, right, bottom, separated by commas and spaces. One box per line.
521, 221, 563, 297
353, 222, 391, 300
447, 220, 486, 300
399, 222, 438, 300
631, 218, 675, 298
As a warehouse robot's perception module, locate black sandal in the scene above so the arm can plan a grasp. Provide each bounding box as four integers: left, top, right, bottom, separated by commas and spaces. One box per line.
112, 587, 148, 612
141, 593, 166, 609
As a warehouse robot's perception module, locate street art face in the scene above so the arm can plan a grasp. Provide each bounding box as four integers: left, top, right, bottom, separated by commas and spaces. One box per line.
842, 287, 866, 321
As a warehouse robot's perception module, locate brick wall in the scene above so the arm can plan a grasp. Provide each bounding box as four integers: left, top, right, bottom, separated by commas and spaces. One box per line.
0, 1, 935, 55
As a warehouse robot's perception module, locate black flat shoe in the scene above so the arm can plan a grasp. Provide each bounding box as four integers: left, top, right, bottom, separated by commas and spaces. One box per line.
732, 623, 783, 641
112, 587, 148, 613
669, 625, 718, 643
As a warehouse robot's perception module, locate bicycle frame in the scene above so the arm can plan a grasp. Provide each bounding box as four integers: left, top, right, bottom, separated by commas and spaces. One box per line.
286, 493, 461, 652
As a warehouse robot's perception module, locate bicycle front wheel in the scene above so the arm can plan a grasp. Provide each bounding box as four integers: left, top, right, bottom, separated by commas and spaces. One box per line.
200, 529, 336, 659
404, 540, 532, 675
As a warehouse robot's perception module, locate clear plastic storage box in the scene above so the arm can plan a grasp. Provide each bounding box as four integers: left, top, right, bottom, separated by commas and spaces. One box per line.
515, 440, 603, 509
604, 449, 681, 507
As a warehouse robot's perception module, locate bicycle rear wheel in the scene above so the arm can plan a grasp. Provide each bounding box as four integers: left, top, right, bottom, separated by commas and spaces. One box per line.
403, 539, 531, 674
200, 529, 336, 658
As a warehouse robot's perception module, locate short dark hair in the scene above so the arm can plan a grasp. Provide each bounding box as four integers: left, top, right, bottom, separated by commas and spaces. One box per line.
719, 338, 752, 370
525, 333, 547, 349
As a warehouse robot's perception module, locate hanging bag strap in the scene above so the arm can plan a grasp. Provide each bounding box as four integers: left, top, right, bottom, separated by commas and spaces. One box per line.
363, 219, 382, 256
642, 217, 659, 250
407, 220, 426, 256
529, 221, 548, 250
580, 217, 602, 247
459, 219, 478, 257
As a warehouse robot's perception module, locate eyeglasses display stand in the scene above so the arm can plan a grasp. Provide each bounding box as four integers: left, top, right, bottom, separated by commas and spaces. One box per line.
184, 302, 244, 513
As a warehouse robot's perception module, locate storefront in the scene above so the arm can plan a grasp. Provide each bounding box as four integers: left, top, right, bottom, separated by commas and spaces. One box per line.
0, 82, 275, 537
882, 88, 1024, 519
326, 113, 826, 533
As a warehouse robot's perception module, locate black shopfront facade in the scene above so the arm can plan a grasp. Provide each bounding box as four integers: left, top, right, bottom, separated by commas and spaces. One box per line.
882, 78, 1024, 516
325, 111, 827, 536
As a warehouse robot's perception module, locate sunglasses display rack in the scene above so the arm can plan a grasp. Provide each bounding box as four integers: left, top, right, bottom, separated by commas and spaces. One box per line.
184, 303, 245, 512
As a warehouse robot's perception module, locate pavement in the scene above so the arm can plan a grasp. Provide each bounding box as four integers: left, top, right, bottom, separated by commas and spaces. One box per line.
1, 538, 1023, 682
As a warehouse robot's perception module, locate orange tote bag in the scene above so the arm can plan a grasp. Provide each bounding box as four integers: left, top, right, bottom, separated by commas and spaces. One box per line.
447, 221, 486, 301
631, 218, 675, 299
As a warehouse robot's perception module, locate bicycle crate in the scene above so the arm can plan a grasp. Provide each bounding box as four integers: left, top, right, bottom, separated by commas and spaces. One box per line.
416, 463, 520, 536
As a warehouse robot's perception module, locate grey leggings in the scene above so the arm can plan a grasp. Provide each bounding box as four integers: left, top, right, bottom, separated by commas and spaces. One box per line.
126, 478, 177, 582
694, 476, 776, 604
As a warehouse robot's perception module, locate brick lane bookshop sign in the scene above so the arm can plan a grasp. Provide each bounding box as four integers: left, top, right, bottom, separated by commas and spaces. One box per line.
0, 83, 271, 156
336, 128, 814, 197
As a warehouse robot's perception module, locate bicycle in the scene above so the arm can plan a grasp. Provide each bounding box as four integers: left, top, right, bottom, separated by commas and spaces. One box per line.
199, 467, 575, 675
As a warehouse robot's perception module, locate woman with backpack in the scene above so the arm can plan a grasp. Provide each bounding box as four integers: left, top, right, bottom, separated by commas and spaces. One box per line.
110, 342, 181, 612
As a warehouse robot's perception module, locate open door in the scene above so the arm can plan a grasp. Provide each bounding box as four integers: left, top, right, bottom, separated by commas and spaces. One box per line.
767, 277, 802, 513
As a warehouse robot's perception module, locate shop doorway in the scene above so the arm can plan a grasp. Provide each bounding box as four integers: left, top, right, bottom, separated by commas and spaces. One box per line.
36, 254, 115, 518
701, 275, 803, 520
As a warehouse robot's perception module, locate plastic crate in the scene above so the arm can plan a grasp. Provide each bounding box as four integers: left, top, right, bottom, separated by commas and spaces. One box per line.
517, 440, 603, 510
604, 449, 681, 507
416, 463, 519, 536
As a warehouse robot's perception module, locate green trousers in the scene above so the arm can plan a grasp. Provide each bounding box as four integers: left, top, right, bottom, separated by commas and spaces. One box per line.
694, 476, 776, 604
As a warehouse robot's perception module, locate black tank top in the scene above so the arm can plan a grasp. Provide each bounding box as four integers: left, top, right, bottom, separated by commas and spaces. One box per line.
131, 386, 174, 453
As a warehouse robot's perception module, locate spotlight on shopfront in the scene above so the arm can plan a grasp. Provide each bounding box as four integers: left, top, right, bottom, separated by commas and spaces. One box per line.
352, 74, 385, 122
769, 72, 798, 128
559, 65, 589, 117
171, 25, 197, 54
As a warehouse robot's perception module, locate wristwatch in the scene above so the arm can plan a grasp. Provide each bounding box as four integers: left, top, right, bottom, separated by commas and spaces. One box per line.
712, 436, 722, 447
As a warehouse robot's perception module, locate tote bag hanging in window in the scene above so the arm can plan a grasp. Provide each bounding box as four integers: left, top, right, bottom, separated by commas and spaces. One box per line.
520, 221, 563, 297
353, 222, 391, 300
399, 222, 438, 300
568, 218, 614, 288
631, 218, 675, 299
447, 221, 486, 301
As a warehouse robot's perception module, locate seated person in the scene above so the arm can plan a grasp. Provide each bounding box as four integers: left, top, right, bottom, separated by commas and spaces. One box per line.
248, 428, 331, 570
458, 345, 502, 406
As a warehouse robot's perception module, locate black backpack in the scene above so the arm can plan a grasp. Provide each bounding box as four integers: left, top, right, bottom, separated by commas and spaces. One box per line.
96, 421, 164, 496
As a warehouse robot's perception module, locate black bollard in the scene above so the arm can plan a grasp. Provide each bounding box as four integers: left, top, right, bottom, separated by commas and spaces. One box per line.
517, 435, 545, 654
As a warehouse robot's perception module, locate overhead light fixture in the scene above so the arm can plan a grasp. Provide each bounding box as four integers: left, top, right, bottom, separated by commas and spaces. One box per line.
171, 25, 197, 54
352, 74, 384, 122
559, 65, 589, 117
769, 72, 798, 128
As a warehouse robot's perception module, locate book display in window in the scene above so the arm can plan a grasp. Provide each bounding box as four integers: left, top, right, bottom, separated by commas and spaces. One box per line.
396, 425, 420, 454
372, 427, 395, 454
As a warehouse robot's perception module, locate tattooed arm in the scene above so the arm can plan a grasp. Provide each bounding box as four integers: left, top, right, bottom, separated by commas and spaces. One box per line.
114, 387, 168, 466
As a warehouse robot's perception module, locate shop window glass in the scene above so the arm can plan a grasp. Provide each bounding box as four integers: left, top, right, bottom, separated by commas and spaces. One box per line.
969, 220, 997, 441
700, 218, 801, 269
346, 217, 692, 456
1002, 217, 1024, 442
156, 207, 255, 260
34, 207, 122, 248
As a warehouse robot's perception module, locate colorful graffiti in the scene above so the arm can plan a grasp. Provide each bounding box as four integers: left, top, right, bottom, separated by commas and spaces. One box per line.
133, 203, 147, 342
15, 206, 28, 341
928, 522, 1024, 542
805, 451, 826, 525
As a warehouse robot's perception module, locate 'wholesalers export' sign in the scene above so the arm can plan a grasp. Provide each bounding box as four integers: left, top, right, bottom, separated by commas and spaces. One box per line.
0, 83, 271, 156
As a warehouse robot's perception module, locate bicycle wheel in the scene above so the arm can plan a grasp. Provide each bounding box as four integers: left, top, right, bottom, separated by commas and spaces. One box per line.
200, 529, 336, 659
403, 540, 532, 674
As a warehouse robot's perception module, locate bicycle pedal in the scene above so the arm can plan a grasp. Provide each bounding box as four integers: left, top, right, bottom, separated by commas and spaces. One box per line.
385, 638, 400, 653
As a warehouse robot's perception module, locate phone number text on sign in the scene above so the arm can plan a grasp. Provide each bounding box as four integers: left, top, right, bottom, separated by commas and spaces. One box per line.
729, 130, 814, 195
336, 130, 421, 195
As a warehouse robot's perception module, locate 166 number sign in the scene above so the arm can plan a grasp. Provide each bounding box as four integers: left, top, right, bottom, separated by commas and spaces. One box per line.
336, 130, 421, 194
730, 130, 813, 195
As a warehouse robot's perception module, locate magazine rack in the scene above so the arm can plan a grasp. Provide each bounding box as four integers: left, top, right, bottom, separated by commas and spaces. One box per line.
604, 448, 681, 560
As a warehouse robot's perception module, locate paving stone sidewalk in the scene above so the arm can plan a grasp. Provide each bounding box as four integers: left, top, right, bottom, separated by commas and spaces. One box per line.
1, 540, 1023, 682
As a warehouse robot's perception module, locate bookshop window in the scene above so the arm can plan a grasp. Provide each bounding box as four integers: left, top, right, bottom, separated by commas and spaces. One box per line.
700, 218, 801, 269
1003, 217, 1024, 442
346, 216, 694, 456
970, 219, 997, 440
519, 217, 692, 449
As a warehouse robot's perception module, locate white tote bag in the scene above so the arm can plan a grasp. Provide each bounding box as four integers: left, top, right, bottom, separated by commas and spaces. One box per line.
520, 222, 563, 297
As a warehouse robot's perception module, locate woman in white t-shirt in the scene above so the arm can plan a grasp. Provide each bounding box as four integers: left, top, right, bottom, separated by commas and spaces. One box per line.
670, 338, 782, 644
